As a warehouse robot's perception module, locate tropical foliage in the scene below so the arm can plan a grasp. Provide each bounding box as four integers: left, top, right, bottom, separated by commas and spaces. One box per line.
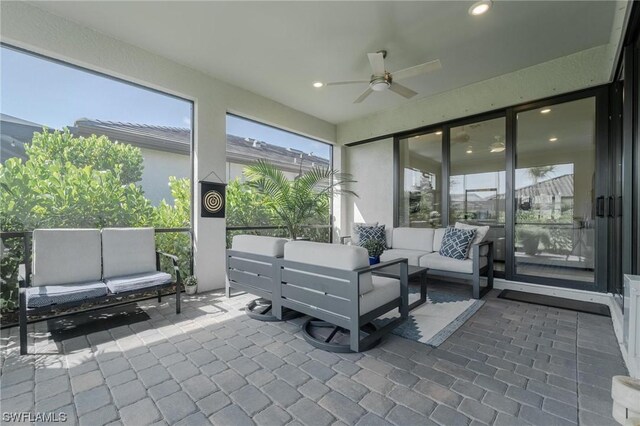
243, 159, 356, 239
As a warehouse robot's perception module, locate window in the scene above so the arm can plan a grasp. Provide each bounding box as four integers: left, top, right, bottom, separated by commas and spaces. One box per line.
397, 131, 443, 228
225, 114, 333, 244
449, 117, 506, 270
0, 46, 193, 316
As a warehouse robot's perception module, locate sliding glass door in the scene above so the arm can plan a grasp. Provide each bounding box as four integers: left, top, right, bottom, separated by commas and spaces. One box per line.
513, 97, 599, 285
449, 117, 506, 273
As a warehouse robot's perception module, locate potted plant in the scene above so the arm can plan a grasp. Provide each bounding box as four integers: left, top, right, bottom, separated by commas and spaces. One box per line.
184, 275, 198, 295
244, 160, 357, 240
362, 239, 386, 265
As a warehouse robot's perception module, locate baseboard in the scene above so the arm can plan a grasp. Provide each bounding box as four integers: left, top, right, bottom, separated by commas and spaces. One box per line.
493, 278, 612, 305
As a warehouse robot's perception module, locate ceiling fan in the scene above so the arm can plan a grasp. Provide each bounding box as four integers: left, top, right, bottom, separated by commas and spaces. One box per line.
322, 50, 442, 104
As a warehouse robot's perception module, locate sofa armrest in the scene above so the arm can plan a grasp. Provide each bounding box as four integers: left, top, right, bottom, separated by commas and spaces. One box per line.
18, 264, 28, 288
156, 251, 182, 285
357, 258, 408, 274
472, 240, 493, 259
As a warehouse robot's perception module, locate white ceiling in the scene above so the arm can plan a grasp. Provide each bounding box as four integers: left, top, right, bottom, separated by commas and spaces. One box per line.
31, 1, 620, 125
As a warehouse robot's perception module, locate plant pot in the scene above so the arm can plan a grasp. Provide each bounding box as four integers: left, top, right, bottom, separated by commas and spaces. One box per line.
369, 256, 380, 265
185, 285, 197, 295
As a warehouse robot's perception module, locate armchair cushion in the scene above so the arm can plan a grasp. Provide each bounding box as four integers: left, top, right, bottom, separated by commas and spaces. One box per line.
284, 241, 374, 295
105, 271, 173, 294
455, 222, 490, 259
26, 281, 107, 308
360, 276, 400, 314
420, 253, 488, 274
32, 229, 102, 287
380, 249, 429, 267
439, 227, 476, 260
231, 235, 287, 257
102, 228, 157, 279
391, 228, 435, 252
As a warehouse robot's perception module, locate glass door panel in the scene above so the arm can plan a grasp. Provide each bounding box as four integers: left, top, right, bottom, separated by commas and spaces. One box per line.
514, 97, 596, 283
449, 117, 506, 272
398, 131, 443, 228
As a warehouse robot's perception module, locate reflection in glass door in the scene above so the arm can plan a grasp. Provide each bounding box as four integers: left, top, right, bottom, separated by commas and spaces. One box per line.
398, 131, 443, 228
514, 97, 596, 283
449, 117, 506, 273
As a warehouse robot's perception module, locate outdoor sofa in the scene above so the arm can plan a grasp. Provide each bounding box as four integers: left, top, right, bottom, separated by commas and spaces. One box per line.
19, 227, 181, 355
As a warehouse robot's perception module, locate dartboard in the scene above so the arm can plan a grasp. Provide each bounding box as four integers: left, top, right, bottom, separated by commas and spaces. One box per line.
203, 190, 223, 213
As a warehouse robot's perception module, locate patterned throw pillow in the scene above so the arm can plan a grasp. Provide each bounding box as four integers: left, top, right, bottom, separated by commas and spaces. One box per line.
439, 227, 476, 260
355, 224, 387, 249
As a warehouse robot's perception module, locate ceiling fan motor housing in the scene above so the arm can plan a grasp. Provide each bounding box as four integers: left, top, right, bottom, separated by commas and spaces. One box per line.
370, 72, 392, 91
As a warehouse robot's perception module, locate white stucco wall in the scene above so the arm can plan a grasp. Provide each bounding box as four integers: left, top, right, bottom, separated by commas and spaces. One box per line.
139, 149, 190, 205
0, 1, 336, 291
343, 139, 394, 238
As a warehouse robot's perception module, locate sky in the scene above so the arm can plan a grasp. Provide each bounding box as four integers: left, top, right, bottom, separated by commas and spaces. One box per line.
1, 46, 330, 160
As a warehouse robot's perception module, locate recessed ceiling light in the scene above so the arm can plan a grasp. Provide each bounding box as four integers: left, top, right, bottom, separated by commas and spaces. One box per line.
549, 137, 558, 142
312, 82, 324, 88
469, 0, 492, 16
435, 131, 443, 135
466, 148, 473, 154
541, 108, 551, 114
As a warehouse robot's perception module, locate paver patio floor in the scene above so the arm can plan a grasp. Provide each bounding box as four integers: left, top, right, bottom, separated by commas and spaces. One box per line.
0, 283, 627, 426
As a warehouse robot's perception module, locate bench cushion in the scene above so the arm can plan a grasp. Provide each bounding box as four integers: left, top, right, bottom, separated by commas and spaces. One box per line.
380, 249, 429, 267
420, 253, 488, 274
32, 229, 102, 287
392, 228, 435, 252
102, 228, 157, 279
432, 228, 446, 252
284, 241, 374, 295
360, 276, 400, 314
232, 235, 287, 257
26, 281, 107, 308
105, 271, 173, 294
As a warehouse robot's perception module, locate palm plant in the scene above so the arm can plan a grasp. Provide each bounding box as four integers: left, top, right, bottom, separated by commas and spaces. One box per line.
244, 160, 357, 239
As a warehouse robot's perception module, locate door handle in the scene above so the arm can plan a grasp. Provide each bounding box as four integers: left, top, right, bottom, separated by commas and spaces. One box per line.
608, 196, 616, 218
596, 196, 605, 217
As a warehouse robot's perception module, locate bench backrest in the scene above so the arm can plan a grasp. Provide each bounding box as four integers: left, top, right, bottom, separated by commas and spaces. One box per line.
102, 228, 157, 279
32, 229, 102, 286
391, 227, 435, 252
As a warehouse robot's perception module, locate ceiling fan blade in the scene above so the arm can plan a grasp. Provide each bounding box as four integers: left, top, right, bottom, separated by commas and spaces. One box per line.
389, 82, 418, 99
325, 80, 369, 86
354, 87, 374, 104
367, 52, 386, 76
392, 59, 442, 81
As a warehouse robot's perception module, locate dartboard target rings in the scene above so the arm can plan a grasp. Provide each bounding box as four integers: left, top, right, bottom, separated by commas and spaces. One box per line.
203, 190, 223, 213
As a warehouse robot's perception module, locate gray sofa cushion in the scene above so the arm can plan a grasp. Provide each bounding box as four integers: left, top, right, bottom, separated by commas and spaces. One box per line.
455, 222, 490, 259
26, 281, 107, 308
392, 228, 435, 252
360, 276, 400, 314
105, 271, 173, 294
380, 249, 429, 267
232, 235, 287, 257
32, 229, 102, 287
102, 228, 157, 279
420, 253, 488, 274
284, 241, 374, 295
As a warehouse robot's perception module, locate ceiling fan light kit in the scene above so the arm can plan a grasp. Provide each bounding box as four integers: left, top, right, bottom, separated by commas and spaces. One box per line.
318, 49, 442, 103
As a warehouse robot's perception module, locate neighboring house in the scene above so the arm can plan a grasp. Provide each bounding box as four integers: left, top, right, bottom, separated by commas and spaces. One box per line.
0, 114, 43, 162
72, 119, 191, 205
1, 115, 331, 205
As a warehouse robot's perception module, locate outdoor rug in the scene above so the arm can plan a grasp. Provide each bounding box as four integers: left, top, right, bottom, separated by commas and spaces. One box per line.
373, 287, 484, 347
